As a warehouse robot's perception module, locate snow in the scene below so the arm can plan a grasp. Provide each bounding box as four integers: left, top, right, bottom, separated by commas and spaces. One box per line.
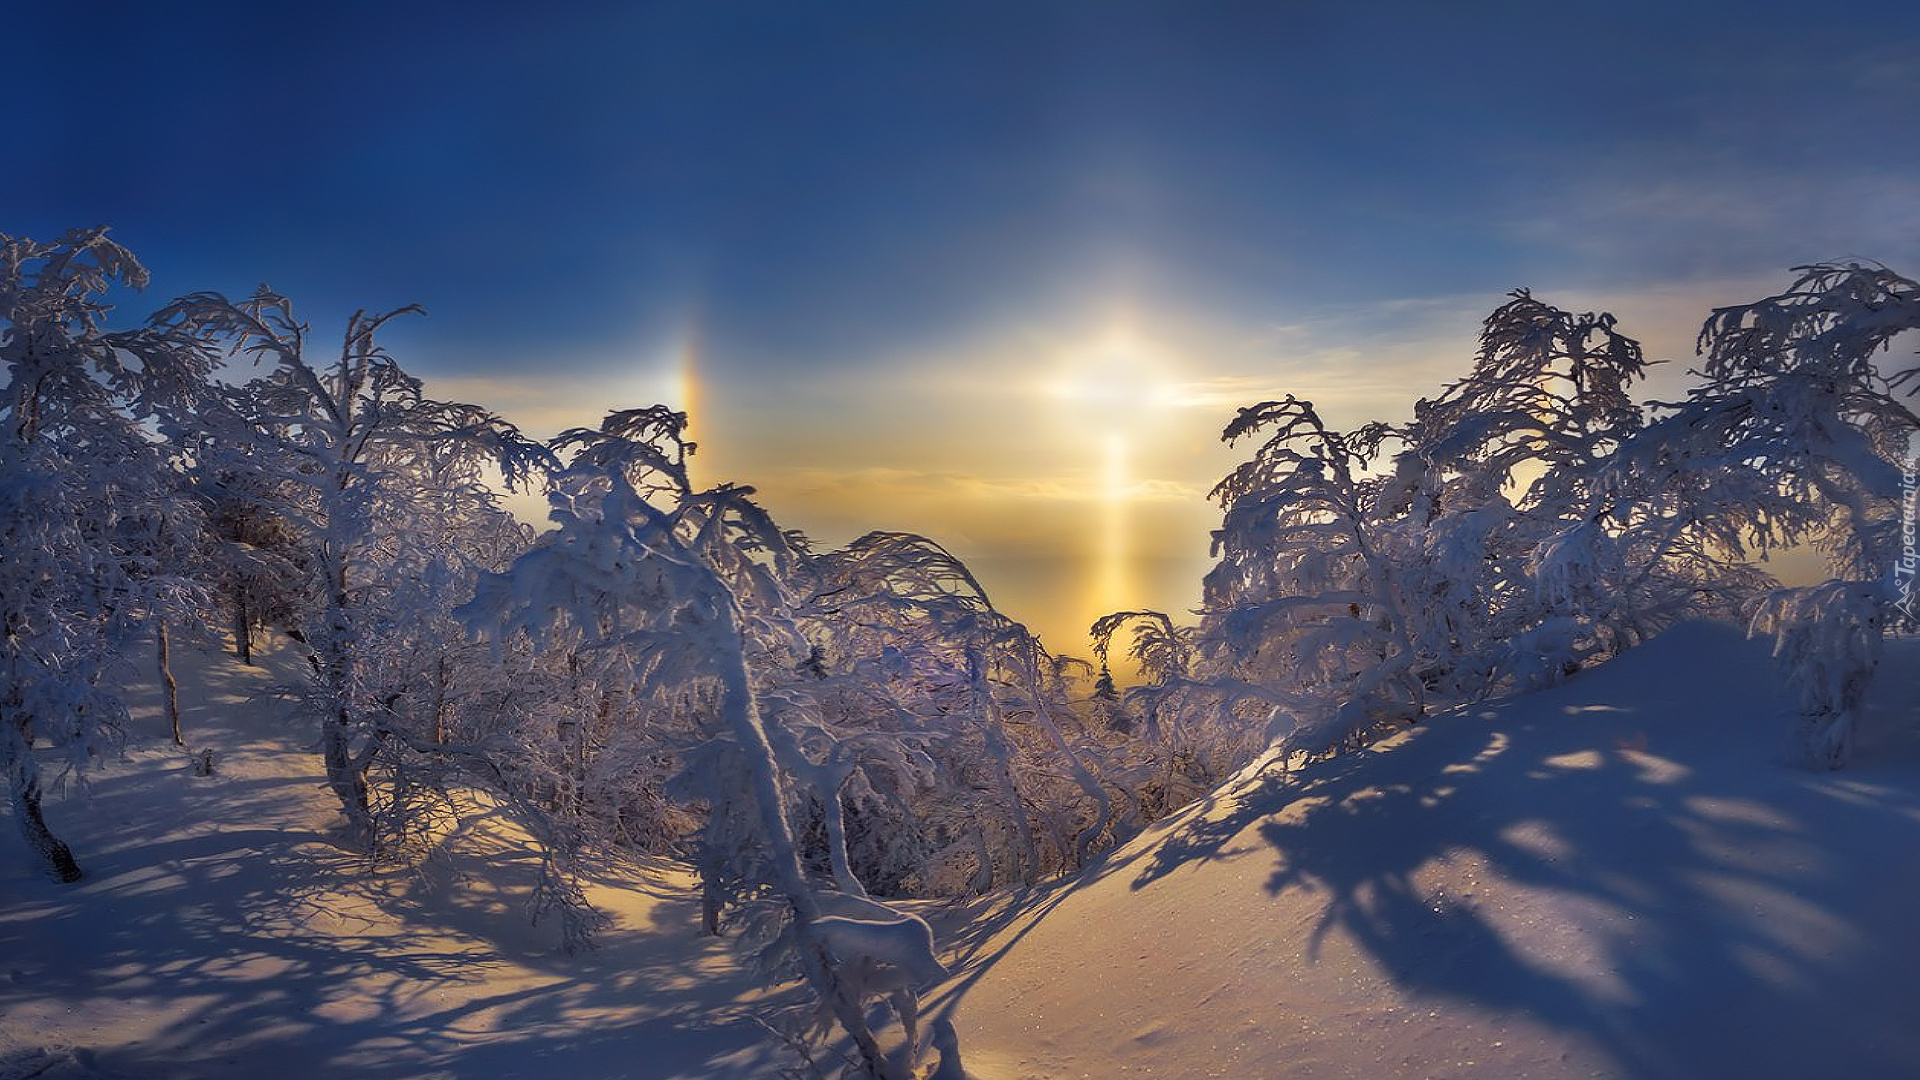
947, 619, 1920, 1079
0, 635, 786, 1080
6, 621, 1919, 1079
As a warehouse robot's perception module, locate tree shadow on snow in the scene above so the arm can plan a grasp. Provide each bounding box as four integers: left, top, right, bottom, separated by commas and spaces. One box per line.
1129, 622, 1920, 1078
0, 638, 786, 1080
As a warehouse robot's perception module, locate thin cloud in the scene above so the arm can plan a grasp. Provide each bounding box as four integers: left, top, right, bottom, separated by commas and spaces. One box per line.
768, 465, 1205, 505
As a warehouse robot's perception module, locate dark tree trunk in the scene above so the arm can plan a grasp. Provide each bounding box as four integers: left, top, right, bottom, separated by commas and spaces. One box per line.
158, 621, 183, 747
321, 713, 374, 845
231, 589, 253, 666
430, 656, 450, 745
699, 807, 726, 936
7, 749, 82, 883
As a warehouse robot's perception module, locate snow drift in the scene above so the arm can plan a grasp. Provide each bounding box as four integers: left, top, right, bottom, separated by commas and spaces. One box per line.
946, 620, 1920, 1079
3, 621, 1916, 1080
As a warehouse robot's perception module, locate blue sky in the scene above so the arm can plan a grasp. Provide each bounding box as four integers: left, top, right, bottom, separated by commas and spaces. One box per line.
8, 1, 1917, 650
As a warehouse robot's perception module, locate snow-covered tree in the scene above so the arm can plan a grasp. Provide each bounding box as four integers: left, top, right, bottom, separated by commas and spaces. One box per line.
790, 531, 1127, 888
177, 450, 312, 666
155, 288, 549, 841
1638, 263, 1920, 764
1195, 289, 1786, 772
1685, 264, 1917, 578
788, 532, 1035, 889
1400, 293, 1647, 673
1090, 610, 1269, 816
1750, 580, 1886, 767
1378, 289, 1743, 692
1194, 269, 1916, 777
1199, 396, 1423, 759
0, 229, 214, 880
460, 407, 946, 1078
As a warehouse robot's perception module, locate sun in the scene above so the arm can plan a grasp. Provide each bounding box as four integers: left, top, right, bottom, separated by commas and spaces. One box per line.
1043, 322, 1181, 435
1038, 318, 1186, 622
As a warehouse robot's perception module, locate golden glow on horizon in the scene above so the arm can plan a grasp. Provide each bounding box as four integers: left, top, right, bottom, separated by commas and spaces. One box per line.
1093, 433, 1132, 619
457, 306, 1240, 653
486, 289, 1742, 655
1046, 317, 1186, 631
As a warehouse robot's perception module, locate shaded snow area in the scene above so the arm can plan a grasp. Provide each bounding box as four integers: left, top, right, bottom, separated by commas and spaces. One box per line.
0, 637, 788, 1080
5, 621, 1919, 1080
946, 621, 1920, 1079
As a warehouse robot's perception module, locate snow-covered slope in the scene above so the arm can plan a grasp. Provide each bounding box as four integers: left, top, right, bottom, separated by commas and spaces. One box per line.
945, 620, 1920, 1079
0, 635, 789, 1080
5, 622, 1916, 1080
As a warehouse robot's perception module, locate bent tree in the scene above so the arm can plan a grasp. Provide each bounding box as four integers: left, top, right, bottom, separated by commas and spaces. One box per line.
461, 408, 939, 1079
1643, 263, 1920, 764
1201, 396, 1424, 758
0, 229, 213, 881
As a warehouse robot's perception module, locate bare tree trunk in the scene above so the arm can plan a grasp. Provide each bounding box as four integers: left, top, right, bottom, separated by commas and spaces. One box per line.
5, 740, 82, 883
710, 607, 901, 1080
315, 564, 379, 845
700, 808, 726, 936
431, 655, 450, 745
967, 825, 995, 894
819, 781, 867, 898
231, 587, 253, 665
321, 712, 374, 844
158, 620, 183, 747
763, 719, 869, 898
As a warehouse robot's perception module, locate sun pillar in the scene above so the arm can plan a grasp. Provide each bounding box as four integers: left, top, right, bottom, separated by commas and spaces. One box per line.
1094, 431, 1133, 619
1046, 315, 1175, 654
